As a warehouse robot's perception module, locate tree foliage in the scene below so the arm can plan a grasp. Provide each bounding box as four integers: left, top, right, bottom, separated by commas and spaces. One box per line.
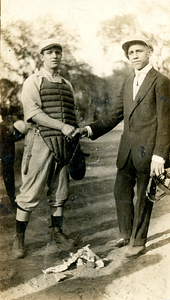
3, 15, 162, 123
1, 18, 80, 82
0, 79, 23, 119
98, 9, 170, 78
1, 18, 116, 122
98, 14, 137, 53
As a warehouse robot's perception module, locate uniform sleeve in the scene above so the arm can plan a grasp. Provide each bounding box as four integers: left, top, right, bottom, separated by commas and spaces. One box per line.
21, 75, 43, 122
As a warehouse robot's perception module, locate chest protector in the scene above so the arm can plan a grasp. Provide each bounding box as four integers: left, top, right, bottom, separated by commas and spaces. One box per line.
38, 77, 78, 164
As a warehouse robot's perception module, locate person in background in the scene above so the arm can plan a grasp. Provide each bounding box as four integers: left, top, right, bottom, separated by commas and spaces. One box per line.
0, 115, 27, 207
12, 38, 79, 259
73, 36, 170, 258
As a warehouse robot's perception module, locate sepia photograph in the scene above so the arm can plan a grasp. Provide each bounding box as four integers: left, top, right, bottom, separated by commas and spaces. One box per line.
1, 0, 170, 299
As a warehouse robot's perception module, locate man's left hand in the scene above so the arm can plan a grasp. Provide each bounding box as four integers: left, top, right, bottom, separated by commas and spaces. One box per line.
150, 161, 164, 177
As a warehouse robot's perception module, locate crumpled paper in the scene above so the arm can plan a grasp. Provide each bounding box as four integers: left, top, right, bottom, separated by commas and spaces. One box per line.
42, 244, 104, 274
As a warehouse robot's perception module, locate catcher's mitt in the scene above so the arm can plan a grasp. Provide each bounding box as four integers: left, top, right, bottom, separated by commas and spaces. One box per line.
146, 168, 170, 202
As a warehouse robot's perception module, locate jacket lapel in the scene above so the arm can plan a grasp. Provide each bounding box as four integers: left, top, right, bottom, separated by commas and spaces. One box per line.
125, 76, 134, 115
129, 68, 157, 118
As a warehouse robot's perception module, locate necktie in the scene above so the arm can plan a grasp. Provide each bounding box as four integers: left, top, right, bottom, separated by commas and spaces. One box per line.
133, 73, 140, 100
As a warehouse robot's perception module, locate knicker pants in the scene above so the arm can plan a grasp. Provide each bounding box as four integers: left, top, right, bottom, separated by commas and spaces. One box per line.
16, 128, 69, 222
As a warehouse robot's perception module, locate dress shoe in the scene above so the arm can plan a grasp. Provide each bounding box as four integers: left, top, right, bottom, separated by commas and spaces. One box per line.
113, 237, 130, 248
124, 245, 146, 258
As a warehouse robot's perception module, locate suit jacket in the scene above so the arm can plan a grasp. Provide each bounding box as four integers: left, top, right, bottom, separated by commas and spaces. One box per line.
90, 68, 170, 173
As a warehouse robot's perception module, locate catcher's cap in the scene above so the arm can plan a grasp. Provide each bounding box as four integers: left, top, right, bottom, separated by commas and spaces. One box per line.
122, 36, 153, 59
13, 120, 28, 135
39, 38, 62, 54
147, 169, 170, 202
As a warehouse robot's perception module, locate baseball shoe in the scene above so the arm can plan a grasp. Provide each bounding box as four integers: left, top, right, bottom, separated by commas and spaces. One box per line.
51, 227, 74, 247
12, 233, 25, 259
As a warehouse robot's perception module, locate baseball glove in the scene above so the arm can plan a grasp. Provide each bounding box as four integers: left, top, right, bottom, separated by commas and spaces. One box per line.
146, 168, 170, 202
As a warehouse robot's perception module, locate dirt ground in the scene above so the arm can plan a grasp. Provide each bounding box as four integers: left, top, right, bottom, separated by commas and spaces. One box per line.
0, 127, 170, 300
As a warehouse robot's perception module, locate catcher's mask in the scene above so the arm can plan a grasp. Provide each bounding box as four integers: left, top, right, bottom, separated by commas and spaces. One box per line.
147, 169, 170, 202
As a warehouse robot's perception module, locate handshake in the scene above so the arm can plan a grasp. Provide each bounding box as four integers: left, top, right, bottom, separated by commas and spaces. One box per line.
72, 127, 88, 139
61, 124, 88, 142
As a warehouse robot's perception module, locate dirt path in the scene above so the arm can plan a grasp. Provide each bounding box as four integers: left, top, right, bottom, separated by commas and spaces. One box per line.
0, 128, 170, 300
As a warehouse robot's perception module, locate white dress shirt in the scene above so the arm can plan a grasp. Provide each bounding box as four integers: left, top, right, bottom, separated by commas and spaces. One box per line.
133, 63, 152, 100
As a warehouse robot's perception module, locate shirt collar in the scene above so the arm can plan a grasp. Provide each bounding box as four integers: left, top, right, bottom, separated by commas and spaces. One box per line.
135, 63, 152, 75
40, 67, 62, 83
41, 68, 59, 77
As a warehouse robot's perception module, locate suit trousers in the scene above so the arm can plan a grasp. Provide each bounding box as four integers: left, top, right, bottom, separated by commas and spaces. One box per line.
114, 153, 153, 246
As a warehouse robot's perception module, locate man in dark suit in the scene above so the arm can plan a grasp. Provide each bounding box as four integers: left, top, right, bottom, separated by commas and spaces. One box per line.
73, 37, 170, 258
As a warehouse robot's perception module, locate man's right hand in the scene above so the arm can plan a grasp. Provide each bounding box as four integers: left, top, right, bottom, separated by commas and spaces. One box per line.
61, 124, 75, 140
72, 127, 88, 138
